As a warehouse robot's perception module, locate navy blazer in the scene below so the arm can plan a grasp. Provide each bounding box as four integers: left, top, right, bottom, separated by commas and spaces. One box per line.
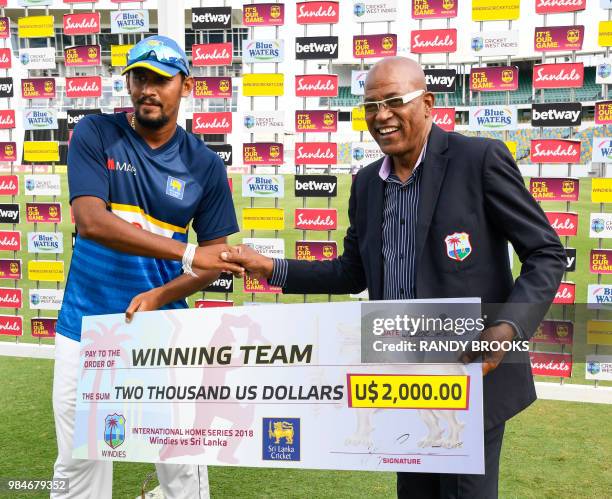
283, 124, 566, 428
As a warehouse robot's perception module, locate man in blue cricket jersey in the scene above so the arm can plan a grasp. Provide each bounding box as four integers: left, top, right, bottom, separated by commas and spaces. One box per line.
51, 36, 243, 499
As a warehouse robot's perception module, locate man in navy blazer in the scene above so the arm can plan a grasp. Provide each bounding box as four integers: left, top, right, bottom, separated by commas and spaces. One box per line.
224, 57, 565, 498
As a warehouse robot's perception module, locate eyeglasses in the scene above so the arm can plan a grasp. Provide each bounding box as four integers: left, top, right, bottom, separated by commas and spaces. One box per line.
362, 89, 425, 115
128, 44, 189, 75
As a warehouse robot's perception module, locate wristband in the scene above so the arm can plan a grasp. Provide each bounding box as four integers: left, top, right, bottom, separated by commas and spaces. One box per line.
181, 243, 198, 277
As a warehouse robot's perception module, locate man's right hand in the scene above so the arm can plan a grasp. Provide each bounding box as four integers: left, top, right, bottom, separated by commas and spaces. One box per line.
220, 244, 274, 281
193, 244, 245, 276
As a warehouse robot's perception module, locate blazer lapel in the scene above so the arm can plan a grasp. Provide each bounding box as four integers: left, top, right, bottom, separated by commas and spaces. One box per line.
415, 124, 449, 268
367, 170, 385, 299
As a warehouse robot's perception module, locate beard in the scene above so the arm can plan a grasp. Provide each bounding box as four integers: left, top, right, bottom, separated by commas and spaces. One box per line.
134, 106, 170, 130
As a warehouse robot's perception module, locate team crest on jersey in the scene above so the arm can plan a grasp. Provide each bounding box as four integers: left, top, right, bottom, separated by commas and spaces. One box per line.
444, 232, 472, 261
166, 176, 185, 200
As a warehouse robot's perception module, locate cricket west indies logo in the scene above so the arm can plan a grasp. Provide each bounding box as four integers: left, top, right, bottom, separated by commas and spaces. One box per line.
192, 43, 233, 66
411, 29, 457, 53
533, 63, 584, 89
262, 418, 300, 461
444, 232, 471, 262
295, 74, 338, 97
103, 413, 126, 455
296, 1, 339, 24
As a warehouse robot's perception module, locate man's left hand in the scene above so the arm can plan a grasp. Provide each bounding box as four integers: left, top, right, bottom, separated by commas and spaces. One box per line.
125, 288, 163, 323
460, 323, 516, 376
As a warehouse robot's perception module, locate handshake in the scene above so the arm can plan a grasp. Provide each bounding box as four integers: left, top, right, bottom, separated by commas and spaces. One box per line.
195, 243, 274, 280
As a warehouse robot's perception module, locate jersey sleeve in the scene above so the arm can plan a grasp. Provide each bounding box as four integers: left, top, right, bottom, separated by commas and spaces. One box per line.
192, 155, 239, 242
67, 116, 109, 204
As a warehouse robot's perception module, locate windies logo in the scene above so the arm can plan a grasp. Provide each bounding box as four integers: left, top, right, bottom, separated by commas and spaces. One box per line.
443, 0, 455, 9
562, 180, 575, 194
322, 245, 334, 258
382, 36, 394, 51
104, 414, 126, 449
219, 79, 230, 93
0, 19, 7, 33
354, 2, 365, 16
270, 145, 281, 158
9, 261, 19, 275
323, 113, 335, 126
444, 232, 472, 262
44, 80, 54, 93
501, 70, 514, 83
599, 63, 612, 79
4, 143, 14, 157
567, 29, 580, 43
87, 46, 98, 59
270, 5, 282, 18
48, 205, 58, 218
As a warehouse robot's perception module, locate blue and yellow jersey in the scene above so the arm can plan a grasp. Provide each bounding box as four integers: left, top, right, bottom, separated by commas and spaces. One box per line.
57, 113, 238, 341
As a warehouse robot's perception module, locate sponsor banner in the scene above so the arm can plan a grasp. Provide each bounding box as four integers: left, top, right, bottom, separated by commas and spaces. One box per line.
595, 101, 612, 125
64, 12, 100, 35
545, 212, 578, 237
0, 77, 12, 98
22, 78, 55, 99
0, 204, 20, 224
0, 143, 16, 163
411, 29, 457, 54
295, 110, 338, 133
67, 109, 101, 130
592, 137, 612, 163
204, 272, 233, 294
531, 103, 582, 127
412, 0, 458, 19
564, 247, 576, 272
530, 178, 579, 202
0, 259, 21, 279
18, 47, 55, 70
0, 175, 18, 196
0, 315, 22, 337
208, 144, 232, 166
351, 142, 383, 170
18, 0, 53, 5
589, 213, 612, 239
242, 39, 284, 64
244, 273, 282, 294
470, 67, 518, 92
111, 75, 129, 97
192, 112, 232, 134
27, 232, 63, 253
242, 111, 285, 133
111, 10, 149, 34
243, 3, 285, 26
353, 34, 397, 58
296, 241, 337, 261
351, 106, 368, 132
65, 45, 101, 67
353, 0, 398, 22
295, 208, 337, 231
425, 69, 456, 93
529, 352, 572, 378
243, 143, 284, 165
23, 142, 59, 163
351, 70, 368, 96
533, 63, 584, 89
110, 44, 134, 67
470, 30, 519, 57
23, 109, 58, 131
26, 202, 62, 223
66, 76, 102, 98
532, 320, 573, 345
603, 0, 612, 8
590, 249, 612, 274
0, 288, 22, 309
536, 0, 586, 14
534, 26, 584, 52
0, 17, 9, 39
192, 43, 233, 66
504, 141, 517, 160
472, 0, 520, 21
586, 355, 612, 381
468, 106, 517, 132
191, 7, 232, 30
0, 48, 10, 69
296, 36, 339, 59
0, 110, 15, 129
31, 317, 56, 338
600, 21, 612, 46
588, 285, 612, 309
29, 288, 63, 310
243, 238, 285, 258
295, 143, 337, 165
18, 15, 54, 38
587, 321, 612, 346
530, 139, 581, 164
596, 59, 612, 84
241, 175, 285, 198
242, 208, 285, 230
432, 108, 455, 132
194, 300, 233, 309
298, 1, 340, 24
28, 260, 64, 282
24, 175, 61, 196
295, 175, 338, 197
295, 74, 338, 97
242, 73, 284, 97
0, 231, 20, 251
592, 178, 612, 203
554, 281, 575, 304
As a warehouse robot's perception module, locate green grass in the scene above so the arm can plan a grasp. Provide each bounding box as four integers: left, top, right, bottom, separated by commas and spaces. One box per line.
0, 356, 610, 499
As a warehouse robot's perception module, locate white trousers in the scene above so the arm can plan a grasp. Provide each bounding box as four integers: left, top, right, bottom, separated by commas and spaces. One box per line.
51, 333, 210, 499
